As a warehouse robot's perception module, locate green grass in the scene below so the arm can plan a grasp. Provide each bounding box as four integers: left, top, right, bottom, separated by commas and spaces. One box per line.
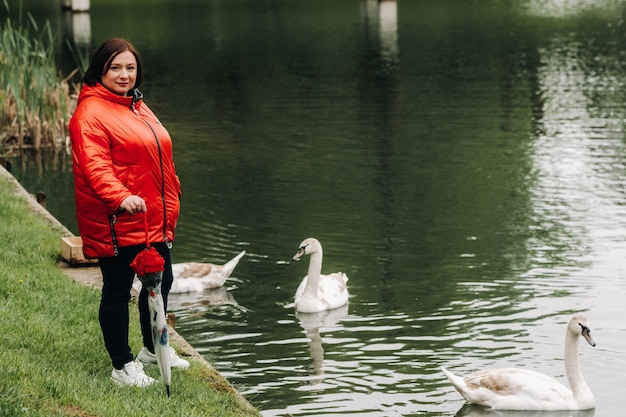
0, 174, 261, 417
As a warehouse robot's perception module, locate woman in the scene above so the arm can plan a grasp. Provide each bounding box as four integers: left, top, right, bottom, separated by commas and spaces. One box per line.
69, 38, 188, 387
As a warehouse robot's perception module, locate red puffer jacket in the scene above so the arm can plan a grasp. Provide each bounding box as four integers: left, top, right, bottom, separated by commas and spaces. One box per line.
69, 83, 181, 259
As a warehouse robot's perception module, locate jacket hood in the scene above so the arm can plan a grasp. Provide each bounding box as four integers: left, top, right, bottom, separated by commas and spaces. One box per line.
77, 83, 143, 109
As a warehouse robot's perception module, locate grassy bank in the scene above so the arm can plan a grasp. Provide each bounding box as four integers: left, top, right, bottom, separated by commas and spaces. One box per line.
0, 172, 260, 417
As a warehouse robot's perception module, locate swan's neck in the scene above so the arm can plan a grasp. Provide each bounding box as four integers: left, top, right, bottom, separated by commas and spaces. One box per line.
303, 251, 323, 296
564, 332, 593, 405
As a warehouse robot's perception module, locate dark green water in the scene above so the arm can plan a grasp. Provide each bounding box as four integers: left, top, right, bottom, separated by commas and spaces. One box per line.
4, 0, 625, 415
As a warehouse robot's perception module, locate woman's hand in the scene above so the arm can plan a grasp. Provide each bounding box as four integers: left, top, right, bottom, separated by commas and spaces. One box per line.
119, 195, 146, 215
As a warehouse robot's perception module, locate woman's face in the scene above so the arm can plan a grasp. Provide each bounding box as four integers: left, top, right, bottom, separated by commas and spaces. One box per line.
101, 50, 137, 95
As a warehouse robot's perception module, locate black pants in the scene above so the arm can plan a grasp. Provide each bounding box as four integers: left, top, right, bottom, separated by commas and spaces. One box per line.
98, 243, 173, 370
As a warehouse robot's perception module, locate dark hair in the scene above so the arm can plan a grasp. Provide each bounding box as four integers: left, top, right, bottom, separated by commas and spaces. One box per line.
83, 38, 143, 89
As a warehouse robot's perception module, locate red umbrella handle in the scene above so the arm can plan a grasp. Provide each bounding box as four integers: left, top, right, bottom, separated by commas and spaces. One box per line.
143, 212, 150, 248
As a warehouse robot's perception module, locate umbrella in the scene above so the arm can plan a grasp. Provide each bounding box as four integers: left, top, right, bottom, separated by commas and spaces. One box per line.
130, 214, 172, 396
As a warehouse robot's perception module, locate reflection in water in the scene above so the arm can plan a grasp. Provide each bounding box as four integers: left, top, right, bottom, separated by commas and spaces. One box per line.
378, 1, 398, 62
295, 304, 349, 385
69, 12, 91, 46
525, 30, 626, 299
453, 403, 595, 417
360, 0, 398, 63
523, 0, 619, 19
167, 286, 239, 312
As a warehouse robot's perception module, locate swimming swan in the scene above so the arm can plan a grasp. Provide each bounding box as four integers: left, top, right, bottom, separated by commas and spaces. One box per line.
292, 238, 349, 313
442, 315, 596, 410
133, 250, 245, 294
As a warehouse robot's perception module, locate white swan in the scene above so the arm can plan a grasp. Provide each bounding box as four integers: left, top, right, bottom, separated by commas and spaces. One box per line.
133, 250, 245, 294
442, 315, 596, 411
292, 238, 349, 313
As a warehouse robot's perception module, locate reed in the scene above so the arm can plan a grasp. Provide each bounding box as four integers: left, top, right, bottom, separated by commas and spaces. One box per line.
0, 1, 74, 151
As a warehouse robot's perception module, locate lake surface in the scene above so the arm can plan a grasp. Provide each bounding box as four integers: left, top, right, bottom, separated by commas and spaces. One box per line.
5, 0, 626, 415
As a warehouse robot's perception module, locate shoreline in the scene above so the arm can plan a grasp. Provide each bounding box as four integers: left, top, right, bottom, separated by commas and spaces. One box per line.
0, 163, 257, 413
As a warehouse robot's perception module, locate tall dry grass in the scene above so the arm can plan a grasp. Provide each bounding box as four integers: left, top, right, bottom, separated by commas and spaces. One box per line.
0, 1, 76, 151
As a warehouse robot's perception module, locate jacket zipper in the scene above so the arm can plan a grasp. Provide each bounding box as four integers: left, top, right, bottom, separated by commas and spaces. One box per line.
130, 93, 169, 248
139, 114, 169, 246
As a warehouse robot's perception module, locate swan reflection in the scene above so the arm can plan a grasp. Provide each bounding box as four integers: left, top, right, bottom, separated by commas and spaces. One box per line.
296, 303, 349, 384
453, 403, 596, 417
167, 286, 238, 312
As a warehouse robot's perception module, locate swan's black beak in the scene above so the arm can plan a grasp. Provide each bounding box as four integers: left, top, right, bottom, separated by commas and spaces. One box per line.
580, 324, 596, 347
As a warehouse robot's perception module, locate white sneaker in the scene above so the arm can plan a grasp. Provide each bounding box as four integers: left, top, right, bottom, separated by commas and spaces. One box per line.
111, 361, 156, 387
137, 346, 190, 370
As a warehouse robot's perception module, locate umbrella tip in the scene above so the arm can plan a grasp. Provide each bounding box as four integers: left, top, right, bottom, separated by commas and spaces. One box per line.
166, 385, 170, 397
